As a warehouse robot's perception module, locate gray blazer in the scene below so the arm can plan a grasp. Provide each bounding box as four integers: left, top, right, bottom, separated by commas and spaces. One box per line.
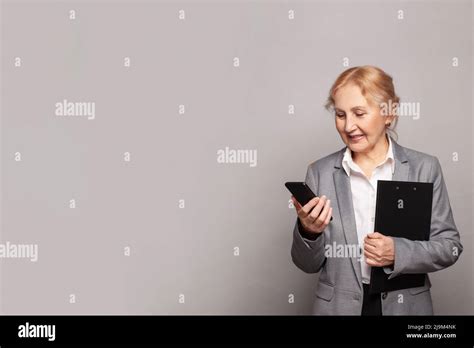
291, 136, 463, 315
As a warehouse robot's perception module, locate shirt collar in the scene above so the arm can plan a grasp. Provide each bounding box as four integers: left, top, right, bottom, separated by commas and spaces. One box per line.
341, 134, 395, 177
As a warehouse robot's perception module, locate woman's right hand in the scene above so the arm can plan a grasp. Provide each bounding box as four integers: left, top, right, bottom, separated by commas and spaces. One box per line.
291, 195, 332, 234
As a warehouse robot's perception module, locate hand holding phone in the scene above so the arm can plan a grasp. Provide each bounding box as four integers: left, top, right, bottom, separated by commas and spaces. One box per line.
285, 182, 333, 234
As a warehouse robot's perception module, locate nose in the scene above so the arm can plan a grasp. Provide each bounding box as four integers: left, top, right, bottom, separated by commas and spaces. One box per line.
344, 115, 357, 133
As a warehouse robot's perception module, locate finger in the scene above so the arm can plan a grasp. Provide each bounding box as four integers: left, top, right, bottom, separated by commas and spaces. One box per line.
365, 257, 380, 267
301, 197, 320, 216
313, 199, 331, 227
363, 242, 377, 253
296, 197, 317, 220
323, 207, 333, 226
309, 196, 327, 220
364, 238, 378, 248
301, 197, 322, 224
306, 201, 324, 226
364, 249, 379, 261
367, 232, 383, 239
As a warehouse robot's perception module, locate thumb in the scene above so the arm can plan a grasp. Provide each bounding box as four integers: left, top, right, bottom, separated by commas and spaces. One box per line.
291, 196, 302, 209
368, 232, 383, 238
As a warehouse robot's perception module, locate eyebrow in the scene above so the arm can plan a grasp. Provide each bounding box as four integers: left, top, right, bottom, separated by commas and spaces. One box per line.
334, 106, 367, 112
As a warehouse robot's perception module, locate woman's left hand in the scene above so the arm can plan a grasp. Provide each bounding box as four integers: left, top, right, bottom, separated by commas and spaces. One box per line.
363, 232, 395, 267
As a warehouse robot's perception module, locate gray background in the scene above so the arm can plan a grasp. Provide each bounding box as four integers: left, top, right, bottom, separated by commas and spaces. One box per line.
1, 0, 472, 314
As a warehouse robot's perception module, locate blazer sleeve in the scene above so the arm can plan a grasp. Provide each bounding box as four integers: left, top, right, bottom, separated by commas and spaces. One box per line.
388, 156, 463, 279
290, 164, 327, 274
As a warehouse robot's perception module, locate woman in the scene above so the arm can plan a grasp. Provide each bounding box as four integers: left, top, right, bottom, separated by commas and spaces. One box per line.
290, 65, 462, 315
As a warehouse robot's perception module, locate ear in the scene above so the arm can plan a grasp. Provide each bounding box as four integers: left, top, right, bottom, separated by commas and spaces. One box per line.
382, 113, 392, 126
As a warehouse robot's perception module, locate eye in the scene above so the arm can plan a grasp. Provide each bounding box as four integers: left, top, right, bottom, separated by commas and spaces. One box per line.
355, 113, 365, 117
335, 113, 345, 118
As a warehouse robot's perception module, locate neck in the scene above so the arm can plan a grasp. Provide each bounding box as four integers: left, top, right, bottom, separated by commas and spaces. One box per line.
352, 134, 389, 165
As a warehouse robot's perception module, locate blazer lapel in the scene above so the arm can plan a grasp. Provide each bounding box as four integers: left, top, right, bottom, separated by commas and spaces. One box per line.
332, 136, 410, 288
333, 159, 363, 288
391, 137, 410, 181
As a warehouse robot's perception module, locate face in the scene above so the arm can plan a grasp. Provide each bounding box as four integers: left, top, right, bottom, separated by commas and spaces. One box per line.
333, 83, 392, 155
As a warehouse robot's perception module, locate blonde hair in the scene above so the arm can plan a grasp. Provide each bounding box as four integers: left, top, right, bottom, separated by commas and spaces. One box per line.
324, 65, 400, 141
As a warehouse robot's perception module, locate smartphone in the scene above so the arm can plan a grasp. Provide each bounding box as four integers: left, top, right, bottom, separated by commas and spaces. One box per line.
285, 181, 333, 221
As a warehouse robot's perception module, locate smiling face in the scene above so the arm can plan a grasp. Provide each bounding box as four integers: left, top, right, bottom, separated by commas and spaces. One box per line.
333, 83, 393, 158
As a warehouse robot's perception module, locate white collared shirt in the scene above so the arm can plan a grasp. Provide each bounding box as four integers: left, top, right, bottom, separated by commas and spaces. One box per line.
341, 134, 395, 284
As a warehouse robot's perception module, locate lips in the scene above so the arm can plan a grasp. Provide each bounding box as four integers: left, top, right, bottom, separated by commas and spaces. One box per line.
348, 134, 364, 141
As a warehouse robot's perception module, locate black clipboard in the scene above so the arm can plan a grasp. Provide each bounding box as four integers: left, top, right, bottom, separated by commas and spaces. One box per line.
368, 180, 433, 294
